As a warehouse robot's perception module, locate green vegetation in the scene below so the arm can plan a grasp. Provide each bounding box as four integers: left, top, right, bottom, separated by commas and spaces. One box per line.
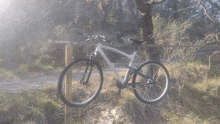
0, 67, 15, 80
1, 0, 220, 78
1, 62, 220, 123
0, 53, 64, 79
163, 61, 220, 123
0, 0, 220, 123
0, 86, 64, 124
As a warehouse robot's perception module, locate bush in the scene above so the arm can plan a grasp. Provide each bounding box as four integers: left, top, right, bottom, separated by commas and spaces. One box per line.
0, 68, 14, 79
163, 62, 220, 123
30, 55, 55, 72
18, 64, 29, 75
152, 15, 193, 62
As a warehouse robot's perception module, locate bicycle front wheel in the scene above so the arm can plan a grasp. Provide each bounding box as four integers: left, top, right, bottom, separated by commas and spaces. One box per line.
132, 61, 170, 104
58, 58, 103, 108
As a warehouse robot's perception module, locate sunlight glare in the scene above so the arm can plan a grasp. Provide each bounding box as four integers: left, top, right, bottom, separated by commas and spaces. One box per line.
0, 0, 10, 13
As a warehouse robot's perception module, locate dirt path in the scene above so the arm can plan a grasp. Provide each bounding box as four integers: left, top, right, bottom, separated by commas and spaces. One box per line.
0, 67, 127, 93
0, 74, 59, 93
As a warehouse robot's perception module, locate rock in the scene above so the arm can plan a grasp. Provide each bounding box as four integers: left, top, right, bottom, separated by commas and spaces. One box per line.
97, 107, 120, 124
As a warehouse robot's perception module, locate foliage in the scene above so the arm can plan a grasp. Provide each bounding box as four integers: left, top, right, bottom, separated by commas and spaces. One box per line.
1, 0, 220, 122
0, 68, 15, 80
153, 15, 192, 42
0, 87, 64, 124
152, 15, 194, 62
163, 61, 220, 123
17, 64, 29, 75
0, 0, 220, 74
1, 62, 220, 123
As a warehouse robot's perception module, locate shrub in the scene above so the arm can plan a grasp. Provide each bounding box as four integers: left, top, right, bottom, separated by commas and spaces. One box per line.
18, 64, 29, 75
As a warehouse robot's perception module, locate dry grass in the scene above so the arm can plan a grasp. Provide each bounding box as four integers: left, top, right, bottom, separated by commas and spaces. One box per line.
0, 86, 64, 124
1, 62, 220, 123
163, 61, 220, 123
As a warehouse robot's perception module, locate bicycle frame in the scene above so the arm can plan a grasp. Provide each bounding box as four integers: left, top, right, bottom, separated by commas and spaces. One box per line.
94, 43, 137, 85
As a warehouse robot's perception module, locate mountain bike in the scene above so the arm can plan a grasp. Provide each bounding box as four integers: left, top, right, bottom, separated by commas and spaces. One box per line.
58, 37, 170, 108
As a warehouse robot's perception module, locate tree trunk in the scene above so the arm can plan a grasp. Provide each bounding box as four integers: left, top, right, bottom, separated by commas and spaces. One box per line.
117, 0, 124, 30
135, 0, 163, 61
135, 0, 166, 115
101, 0, 113, 30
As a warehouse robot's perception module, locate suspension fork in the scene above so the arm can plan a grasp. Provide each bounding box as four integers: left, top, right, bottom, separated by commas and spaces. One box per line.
80, 65, 93, 85
80, 53, 96, 85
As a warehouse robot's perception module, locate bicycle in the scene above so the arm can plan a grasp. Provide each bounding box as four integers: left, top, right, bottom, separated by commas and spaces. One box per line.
58, 37, 170, 108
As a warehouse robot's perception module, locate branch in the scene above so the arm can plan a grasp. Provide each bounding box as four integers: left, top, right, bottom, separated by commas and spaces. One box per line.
206, 0, 220, 10
146, 0, 166, 5
171, 0, 219, 24
172, 0, 201, 13
200, 2, 217, 23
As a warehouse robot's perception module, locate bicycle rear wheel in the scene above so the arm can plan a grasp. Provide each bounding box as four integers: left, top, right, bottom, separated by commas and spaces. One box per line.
132, 61, 170, 104
58, 58, 103, 108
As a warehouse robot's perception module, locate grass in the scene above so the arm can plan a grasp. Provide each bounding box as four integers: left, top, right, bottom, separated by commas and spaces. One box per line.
0, 70, 133, 123
0, 67, 15, 80
0, 55, 62, 80
0, 86, 64, 124
1, 62, 220, 123
163, 61, 220, 123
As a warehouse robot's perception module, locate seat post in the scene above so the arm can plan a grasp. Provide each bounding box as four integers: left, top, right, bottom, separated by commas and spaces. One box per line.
134, 44, 140, 52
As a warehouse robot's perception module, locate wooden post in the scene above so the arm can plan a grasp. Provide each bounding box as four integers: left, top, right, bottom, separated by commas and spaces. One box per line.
65, 44, 73, 124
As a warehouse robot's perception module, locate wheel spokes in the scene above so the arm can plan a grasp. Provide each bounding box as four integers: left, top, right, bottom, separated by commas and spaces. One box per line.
58, 59, 103, 107
133, 62, 169, 103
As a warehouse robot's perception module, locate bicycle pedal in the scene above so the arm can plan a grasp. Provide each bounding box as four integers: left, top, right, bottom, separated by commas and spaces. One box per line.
114, 89, 121, 95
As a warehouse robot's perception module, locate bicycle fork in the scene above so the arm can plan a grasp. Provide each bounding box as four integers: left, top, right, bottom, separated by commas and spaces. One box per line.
80, 53, 96, 85
80, 65, 93, 85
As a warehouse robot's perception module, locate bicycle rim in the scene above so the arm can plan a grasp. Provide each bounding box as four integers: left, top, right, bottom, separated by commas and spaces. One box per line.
132, 61, 170, 104
58, 58, 103, 108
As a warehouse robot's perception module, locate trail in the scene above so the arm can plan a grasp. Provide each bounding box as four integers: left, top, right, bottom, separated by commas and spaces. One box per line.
0, 67, 127, 93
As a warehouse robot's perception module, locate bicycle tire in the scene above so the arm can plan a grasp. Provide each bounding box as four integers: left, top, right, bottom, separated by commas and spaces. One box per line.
132, 61, 170, 104
58, 58, 103, 108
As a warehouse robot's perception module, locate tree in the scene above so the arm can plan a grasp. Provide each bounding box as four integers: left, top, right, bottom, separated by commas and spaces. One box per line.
100, 0, 113, 30
135, 0, 166, 61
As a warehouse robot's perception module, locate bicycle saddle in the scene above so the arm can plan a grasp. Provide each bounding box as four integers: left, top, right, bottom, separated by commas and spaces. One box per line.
130, 39, 146, 45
